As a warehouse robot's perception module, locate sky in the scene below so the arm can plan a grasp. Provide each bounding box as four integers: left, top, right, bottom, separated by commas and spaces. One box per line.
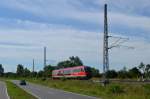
0, 0, 150, 72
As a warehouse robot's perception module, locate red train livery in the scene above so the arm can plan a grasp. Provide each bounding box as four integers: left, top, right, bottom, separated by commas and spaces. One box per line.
52, 66, 92, 79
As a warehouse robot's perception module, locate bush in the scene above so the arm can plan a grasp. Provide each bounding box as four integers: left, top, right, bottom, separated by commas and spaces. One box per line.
41, 77, 46, 81
143, 84, 150, 95
107, 84, 124, 94
61, 77, 67, 81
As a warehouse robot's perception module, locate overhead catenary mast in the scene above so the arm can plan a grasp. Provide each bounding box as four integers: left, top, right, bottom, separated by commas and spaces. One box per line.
32, 59, 35, 72
102, 4, 133, 83
103, 4, 109, 80
44, 46, 47, 67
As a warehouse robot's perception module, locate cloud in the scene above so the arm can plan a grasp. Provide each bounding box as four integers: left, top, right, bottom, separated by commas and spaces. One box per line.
94, 0, 150, 16
0, 0, 150, 72
108, 12, 150, 38
109, 36, 150, 70
0, 19, 101, 72
0, 20, 150, 72
0, 0, 150, 37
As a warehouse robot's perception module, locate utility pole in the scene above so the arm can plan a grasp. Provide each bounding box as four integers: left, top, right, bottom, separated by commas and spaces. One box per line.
44, 46, 47, 68
102, 4, 133, 85
103, 4, 109, 82
32, 59, 35, 72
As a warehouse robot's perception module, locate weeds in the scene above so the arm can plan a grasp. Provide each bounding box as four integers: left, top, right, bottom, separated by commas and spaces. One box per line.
107, 84, 124, 94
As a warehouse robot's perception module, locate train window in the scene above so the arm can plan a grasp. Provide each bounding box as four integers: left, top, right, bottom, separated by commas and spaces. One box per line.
81, 68, 84, 72
53, 71, 58, 75
58, 71, 61, 75
73, 69, 81, 73
64, 70, 71, 75
58, 70, 64, 75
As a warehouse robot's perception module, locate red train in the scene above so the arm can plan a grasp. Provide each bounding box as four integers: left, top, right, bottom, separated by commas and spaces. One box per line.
52, 66, 92, 79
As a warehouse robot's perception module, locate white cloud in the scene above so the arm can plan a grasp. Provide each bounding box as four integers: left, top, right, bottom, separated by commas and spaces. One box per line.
95, 0, 150, 16
109, 36, 150, 70
0, 0, 150, 72
109, 12, 150, 33
0, 20, 101, 72
0, 19, 150, 72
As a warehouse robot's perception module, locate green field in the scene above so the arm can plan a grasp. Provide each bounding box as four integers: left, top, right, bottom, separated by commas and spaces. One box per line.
6, 81, 37, 99
27, 78, 150, 99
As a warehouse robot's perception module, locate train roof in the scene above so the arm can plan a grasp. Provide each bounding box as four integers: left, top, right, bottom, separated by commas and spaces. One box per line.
53, 66, 88, 71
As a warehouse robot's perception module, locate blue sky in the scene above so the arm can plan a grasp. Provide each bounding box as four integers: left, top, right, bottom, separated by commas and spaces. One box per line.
0, 0, 150, 72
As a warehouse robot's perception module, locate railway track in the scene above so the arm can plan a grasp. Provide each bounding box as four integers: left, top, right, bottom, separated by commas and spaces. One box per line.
92, 79, 150, 84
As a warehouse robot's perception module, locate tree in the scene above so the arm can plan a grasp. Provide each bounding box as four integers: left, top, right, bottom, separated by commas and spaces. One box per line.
57, 56, 83, 68
4, 72, 17, 78
43, 65, 55, 77
23, 68, 31, 77
31, 72, 37, 77
138, 62, 146, 75
138, 62, 150, 79
117, 67, 129, 79
57, 60, 72, 68
37, 70, 44, 78
69, 56, 83, 66
128, 67, 141, 78
91, 67, 100, 77
16, 64, 24, 77
106, 70, 118, 78
145, 64, 150, 79
0, 64, 4, 76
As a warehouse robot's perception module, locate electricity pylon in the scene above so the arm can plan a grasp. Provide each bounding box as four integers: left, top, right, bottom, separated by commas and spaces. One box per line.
32, 59, 35, 72
44, 46, 47, 67
103, 4, 109, 80
102, 4, 133, 83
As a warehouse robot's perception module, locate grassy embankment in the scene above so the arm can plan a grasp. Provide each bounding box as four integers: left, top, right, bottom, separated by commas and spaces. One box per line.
27, 78, 150, 99
6, 81, 37, 99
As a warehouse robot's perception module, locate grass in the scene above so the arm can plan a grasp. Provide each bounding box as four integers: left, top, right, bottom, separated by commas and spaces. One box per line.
27, 78, 150, 99
6, 81, 37, 99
